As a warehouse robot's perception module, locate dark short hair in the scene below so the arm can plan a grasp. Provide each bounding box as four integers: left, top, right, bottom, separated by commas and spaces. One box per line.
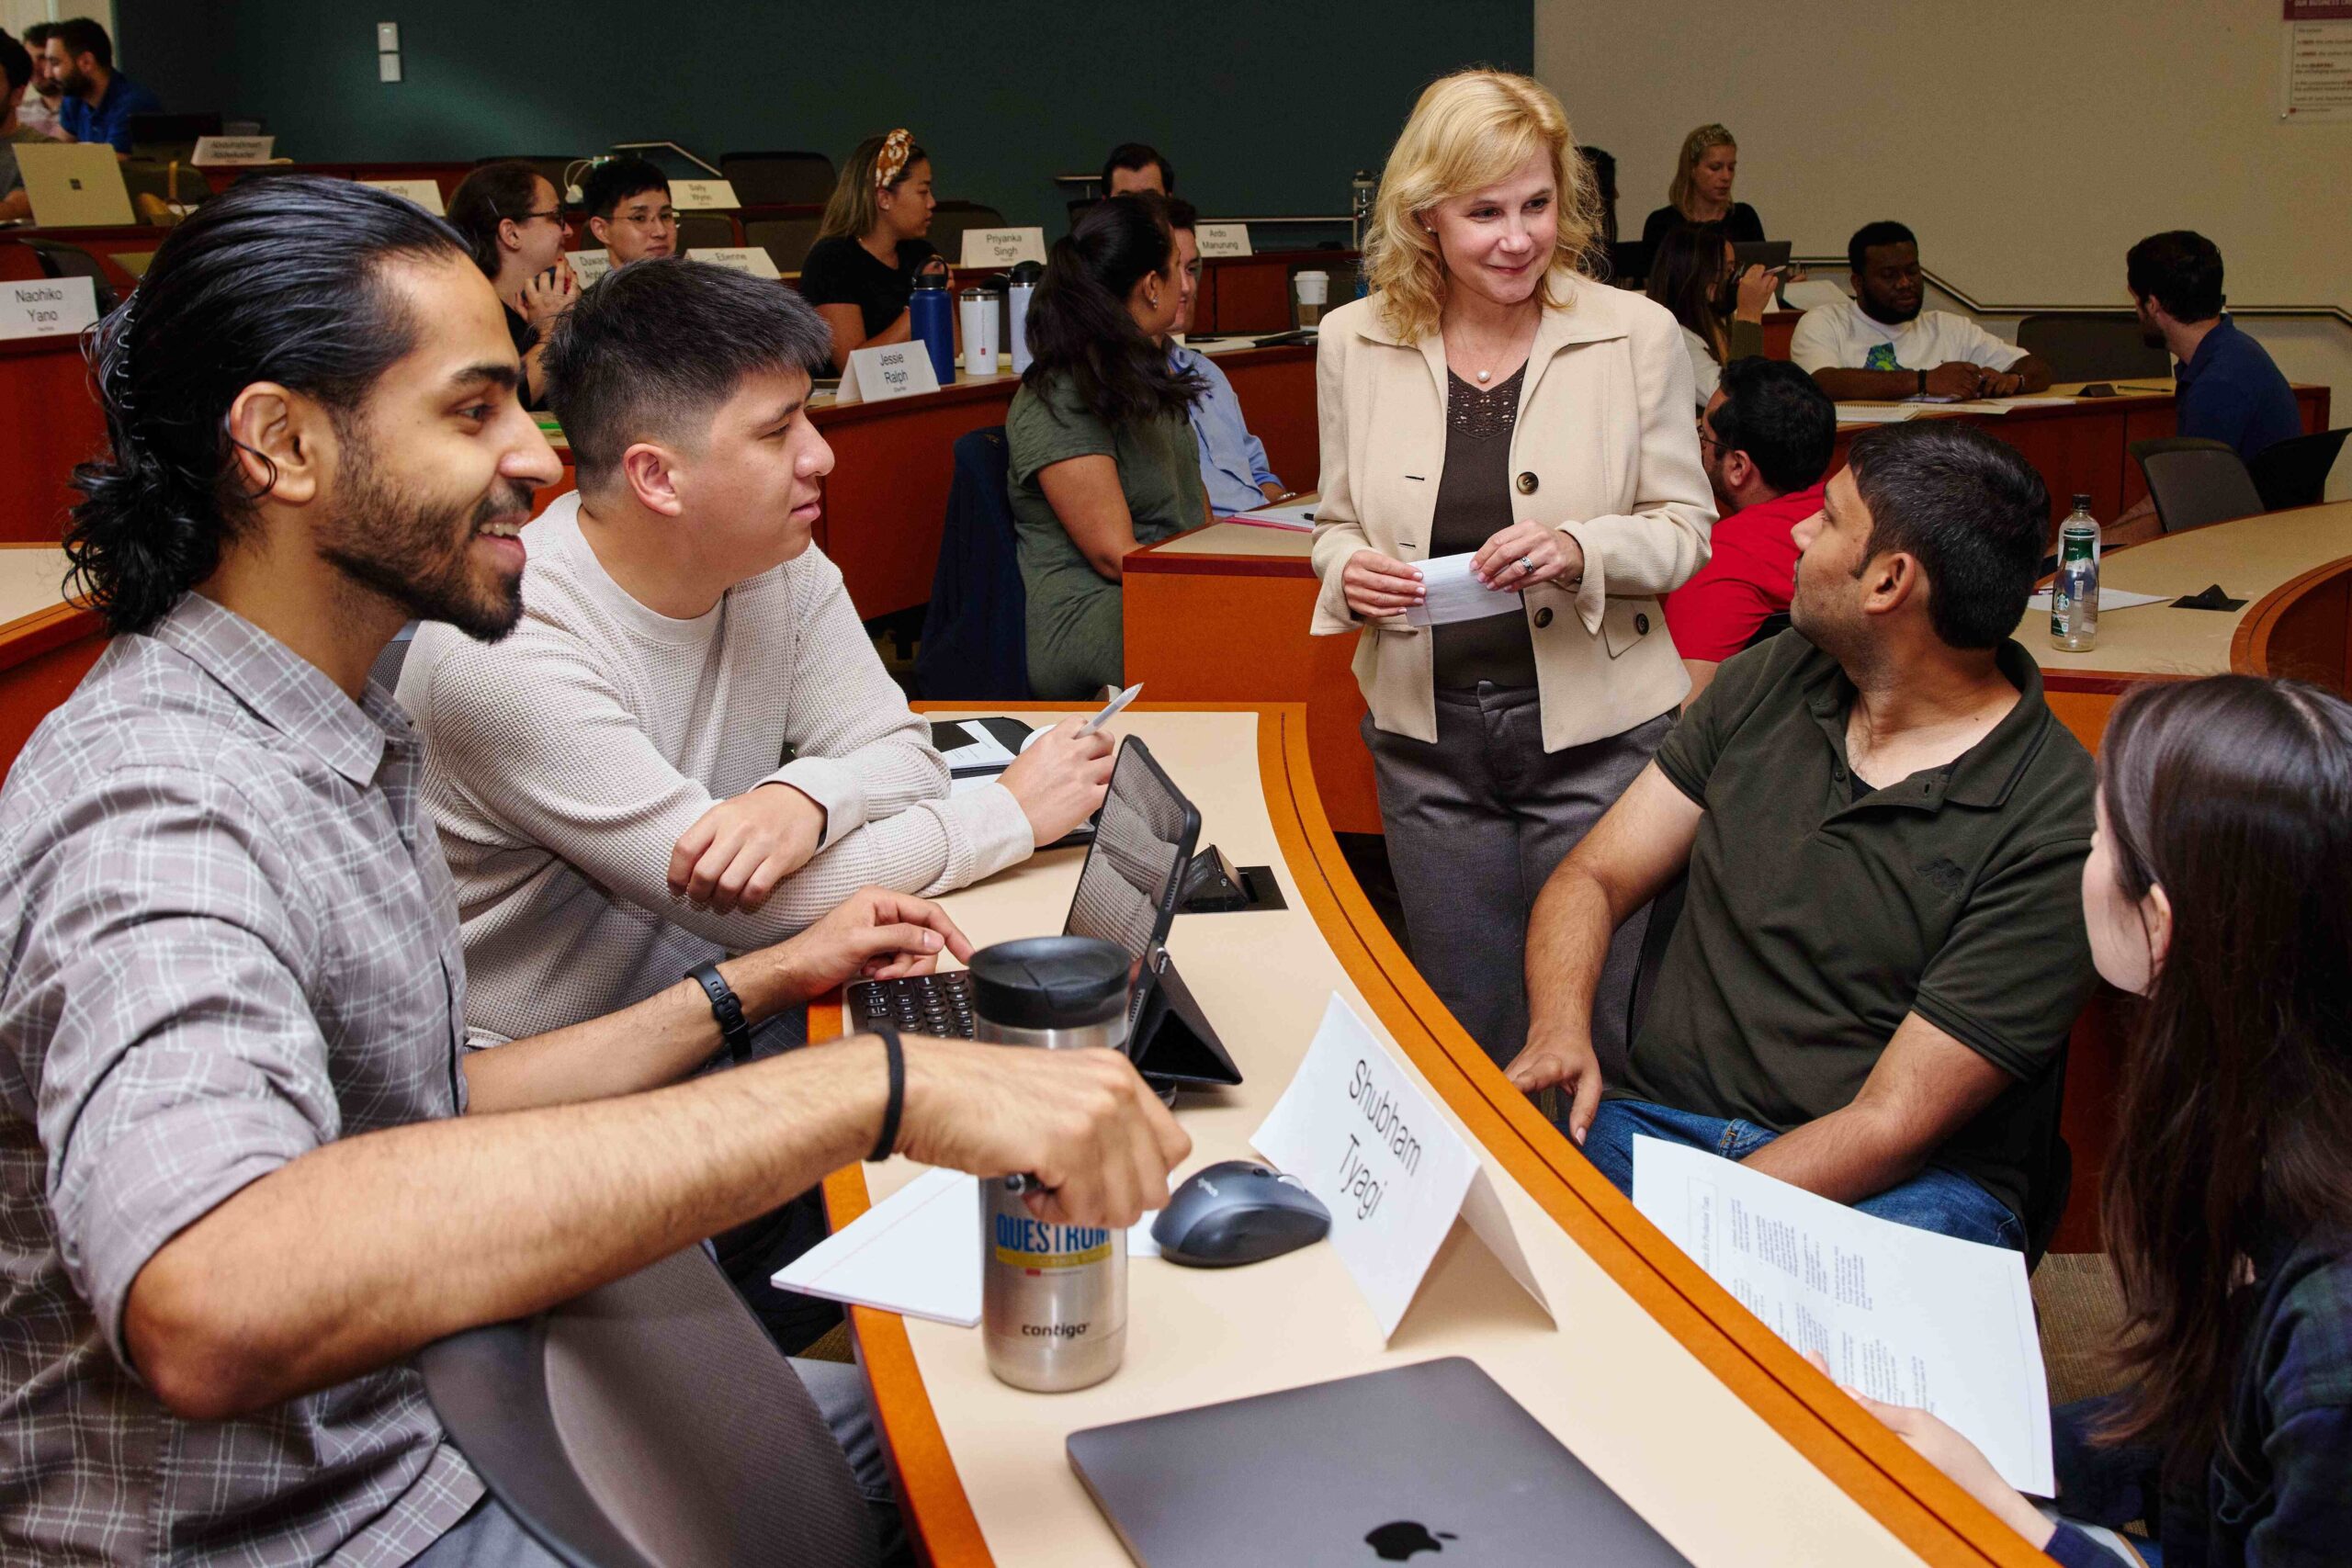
447, 161, 551, 277
1844, 421, 2048, 649
1160, 196, 1199, 233
2126, 230, 2224, 323
579, 155, 668, 220
66, 176, 469, 635
1102, 142, 1174, 194
1847, 220, 1917, 276
51, 17, 110, 68
1712, 357, 1836, 495
0, 32, 30, 93
21, 21, 54, 46
543, 258, 831, 491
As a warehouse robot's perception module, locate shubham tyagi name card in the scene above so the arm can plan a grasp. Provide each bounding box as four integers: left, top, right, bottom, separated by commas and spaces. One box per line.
1254, 994, 1552, 1338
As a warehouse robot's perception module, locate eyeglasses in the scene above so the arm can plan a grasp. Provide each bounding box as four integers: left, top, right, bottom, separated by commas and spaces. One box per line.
509, 209, 568, 226
613, 208, 678, 229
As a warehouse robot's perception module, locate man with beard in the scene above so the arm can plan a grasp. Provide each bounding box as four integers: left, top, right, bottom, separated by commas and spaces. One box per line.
2103, 230, 2301, 547
1505, 421, 2095, 1249
40, 17, 159, 155
1661, 355, 1836, 705
1792, 220, 2052, 402
0, 176, 1187, 1566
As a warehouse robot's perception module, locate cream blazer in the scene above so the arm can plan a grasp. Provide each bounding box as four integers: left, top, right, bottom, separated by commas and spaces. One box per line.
1308, 280, 1716, 750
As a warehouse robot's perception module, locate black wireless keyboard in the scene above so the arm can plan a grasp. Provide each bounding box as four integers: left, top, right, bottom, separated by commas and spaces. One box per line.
848, 971, 977, 1040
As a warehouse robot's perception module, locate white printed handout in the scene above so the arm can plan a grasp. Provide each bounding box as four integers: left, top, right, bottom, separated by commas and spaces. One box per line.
772, 1167, 1167, 1325
1402, 552, 1525, 629
1633, 1136, 2053, 1495
1253, 995, 1553, 1338
1225, 502, 1317, 530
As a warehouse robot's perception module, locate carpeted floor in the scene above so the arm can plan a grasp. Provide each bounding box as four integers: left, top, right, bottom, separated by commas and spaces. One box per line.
2034, 1251, 2131, 1407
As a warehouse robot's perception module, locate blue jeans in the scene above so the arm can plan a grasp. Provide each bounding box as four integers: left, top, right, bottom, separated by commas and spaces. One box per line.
1582, 1097, 2026, 1250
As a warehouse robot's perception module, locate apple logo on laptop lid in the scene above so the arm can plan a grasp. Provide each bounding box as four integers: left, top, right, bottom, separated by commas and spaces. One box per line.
1365, 1521, 1458, 1561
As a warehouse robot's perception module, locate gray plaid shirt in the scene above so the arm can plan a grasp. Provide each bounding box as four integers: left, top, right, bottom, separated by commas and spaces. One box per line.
1, 596, 481, 1564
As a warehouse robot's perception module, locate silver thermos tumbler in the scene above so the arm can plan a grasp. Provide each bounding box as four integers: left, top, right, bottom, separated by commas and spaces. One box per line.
1006, 260, 1043, 377
974, 935, 1132, 1392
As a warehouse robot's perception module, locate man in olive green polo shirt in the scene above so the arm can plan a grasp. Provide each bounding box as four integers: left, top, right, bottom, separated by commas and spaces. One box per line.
1504, 420, 2096, 1248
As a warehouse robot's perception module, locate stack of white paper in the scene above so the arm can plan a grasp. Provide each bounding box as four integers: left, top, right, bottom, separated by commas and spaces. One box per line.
772, 1168, 1164, 1326
1633, 1136, 2053, 1495
1834, 404, 1925, 424
1227, 502, 1318, 530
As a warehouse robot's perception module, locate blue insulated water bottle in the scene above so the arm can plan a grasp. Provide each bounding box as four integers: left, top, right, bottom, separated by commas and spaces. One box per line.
910, 266, 956, 385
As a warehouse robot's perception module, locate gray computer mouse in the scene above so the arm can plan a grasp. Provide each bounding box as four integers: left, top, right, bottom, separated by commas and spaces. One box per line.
1152, 1159, 1331, 1268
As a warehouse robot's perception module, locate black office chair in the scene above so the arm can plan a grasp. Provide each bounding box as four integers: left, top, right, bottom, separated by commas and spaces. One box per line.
23, 241, 119, 314
721, 151, 837, 208
676, 213, 740, 256
924, 202, 1008, 268
2015, 313, 2171, 382
2248, 427, 2349, 513
747, 215, 826, 276
419, 1245, 879, 1568
2128, 437, 2265, 535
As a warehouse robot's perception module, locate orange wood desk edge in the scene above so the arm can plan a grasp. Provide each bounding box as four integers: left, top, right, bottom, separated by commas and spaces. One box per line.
816, 701, 2044, 1568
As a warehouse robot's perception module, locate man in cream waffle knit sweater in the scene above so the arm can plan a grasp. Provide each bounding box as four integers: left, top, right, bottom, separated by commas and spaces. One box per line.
402, 260, 1113, 1052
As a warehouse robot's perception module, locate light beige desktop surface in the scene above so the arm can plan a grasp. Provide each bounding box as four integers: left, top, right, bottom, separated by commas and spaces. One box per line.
0, 545, 70, 630
822, 708, 1983, 1568
2023, 501, 2352, 680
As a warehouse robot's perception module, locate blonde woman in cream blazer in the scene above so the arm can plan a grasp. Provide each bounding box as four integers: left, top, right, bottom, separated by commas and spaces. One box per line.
1310, 70, 1714, 1078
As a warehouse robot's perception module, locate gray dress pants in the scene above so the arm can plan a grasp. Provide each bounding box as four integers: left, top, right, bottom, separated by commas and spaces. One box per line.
1363, 685, 1670, 1087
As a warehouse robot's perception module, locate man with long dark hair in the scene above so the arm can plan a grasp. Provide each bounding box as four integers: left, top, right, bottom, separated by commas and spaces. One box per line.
1510, 421, 2097, 1249
0, 175, 1186, 1565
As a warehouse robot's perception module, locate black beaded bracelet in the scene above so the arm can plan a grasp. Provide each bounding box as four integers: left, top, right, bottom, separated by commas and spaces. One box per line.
868, 1021, 905, 1164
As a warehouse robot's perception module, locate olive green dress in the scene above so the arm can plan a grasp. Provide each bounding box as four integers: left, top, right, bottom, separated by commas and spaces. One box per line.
1006, 371, 1206, 699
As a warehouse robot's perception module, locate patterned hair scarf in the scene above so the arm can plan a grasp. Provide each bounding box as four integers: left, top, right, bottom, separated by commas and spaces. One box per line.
875, 129, 914, 191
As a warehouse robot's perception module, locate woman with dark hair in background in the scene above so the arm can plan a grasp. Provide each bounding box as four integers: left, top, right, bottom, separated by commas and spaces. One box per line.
1007, 192, 1207, 698
1822, 674, 2352, 1567
445, 159, 575, 408
1645, 221, 1776, 406
1639, 123, 1763, 248
799, 128, 940, 372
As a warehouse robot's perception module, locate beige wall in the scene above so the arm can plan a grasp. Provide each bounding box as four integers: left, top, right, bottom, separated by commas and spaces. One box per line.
1537, 0, 2350, 311
1538, 0, 2350, 496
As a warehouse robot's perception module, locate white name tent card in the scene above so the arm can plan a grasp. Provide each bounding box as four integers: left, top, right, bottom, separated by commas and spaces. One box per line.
691, 245, 783, 279
958, 226, 1048, 268
360, 179, 446, 215
191, 135, 276, 166
834, 340, 941, 406
0, 276, 97, 341
671, 177, 741, 211
1633, 1135, 2054, 1495
1194, 223, 1252, 258
566, 249, 614, 286
1253, 994, 1553, 1338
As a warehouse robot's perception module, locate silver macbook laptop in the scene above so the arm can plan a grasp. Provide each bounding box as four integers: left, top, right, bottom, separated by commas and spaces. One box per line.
17, 143, 136, 228
1068, 1357, 1693, 1566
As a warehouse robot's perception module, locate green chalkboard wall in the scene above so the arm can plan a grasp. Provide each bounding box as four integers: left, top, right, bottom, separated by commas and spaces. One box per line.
114, 3, 1532, 230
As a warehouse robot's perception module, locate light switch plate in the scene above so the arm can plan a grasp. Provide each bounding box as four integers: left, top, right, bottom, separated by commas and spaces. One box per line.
378, 51, 403, 83
377, 21, 400, 51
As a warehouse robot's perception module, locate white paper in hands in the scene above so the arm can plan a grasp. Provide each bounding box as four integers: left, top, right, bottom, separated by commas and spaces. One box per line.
1402, 552, 1524, 629
1632, 1137, 2053, 1495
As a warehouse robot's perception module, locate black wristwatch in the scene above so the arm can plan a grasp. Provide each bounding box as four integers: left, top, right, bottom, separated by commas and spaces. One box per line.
687, 961, 753, 1066
1916, 368, 1928, 396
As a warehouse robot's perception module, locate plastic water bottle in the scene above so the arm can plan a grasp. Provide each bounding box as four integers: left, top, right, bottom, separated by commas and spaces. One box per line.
2051, 494, 2100, 652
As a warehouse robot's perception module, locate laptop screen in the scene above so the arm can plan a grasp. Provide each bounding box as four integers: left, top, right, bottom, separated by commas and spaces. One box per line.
1062, 739, 1198, 974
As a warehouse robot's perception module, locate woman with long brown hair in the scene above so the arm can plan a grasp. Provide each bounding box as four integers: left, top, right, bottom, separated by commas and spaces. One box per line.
799, 129, 941, 371
1822, 674, 2352, 1565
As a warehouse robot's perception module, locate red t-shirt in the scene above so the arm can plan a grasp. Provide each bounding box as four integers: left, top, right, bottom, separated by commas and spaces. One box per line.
1661, 481, 1826, 662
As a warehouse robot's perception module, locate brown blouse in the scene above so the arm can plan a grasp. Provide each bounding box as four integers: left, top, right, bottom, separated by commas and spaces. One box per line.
1430, 366, 1539, 691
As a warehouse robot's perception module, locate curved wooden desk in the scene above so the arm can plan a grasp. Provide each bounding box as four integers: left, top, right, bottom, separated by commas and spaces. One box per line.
0, 546, 106, 776
818, 704, 2049, 1568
